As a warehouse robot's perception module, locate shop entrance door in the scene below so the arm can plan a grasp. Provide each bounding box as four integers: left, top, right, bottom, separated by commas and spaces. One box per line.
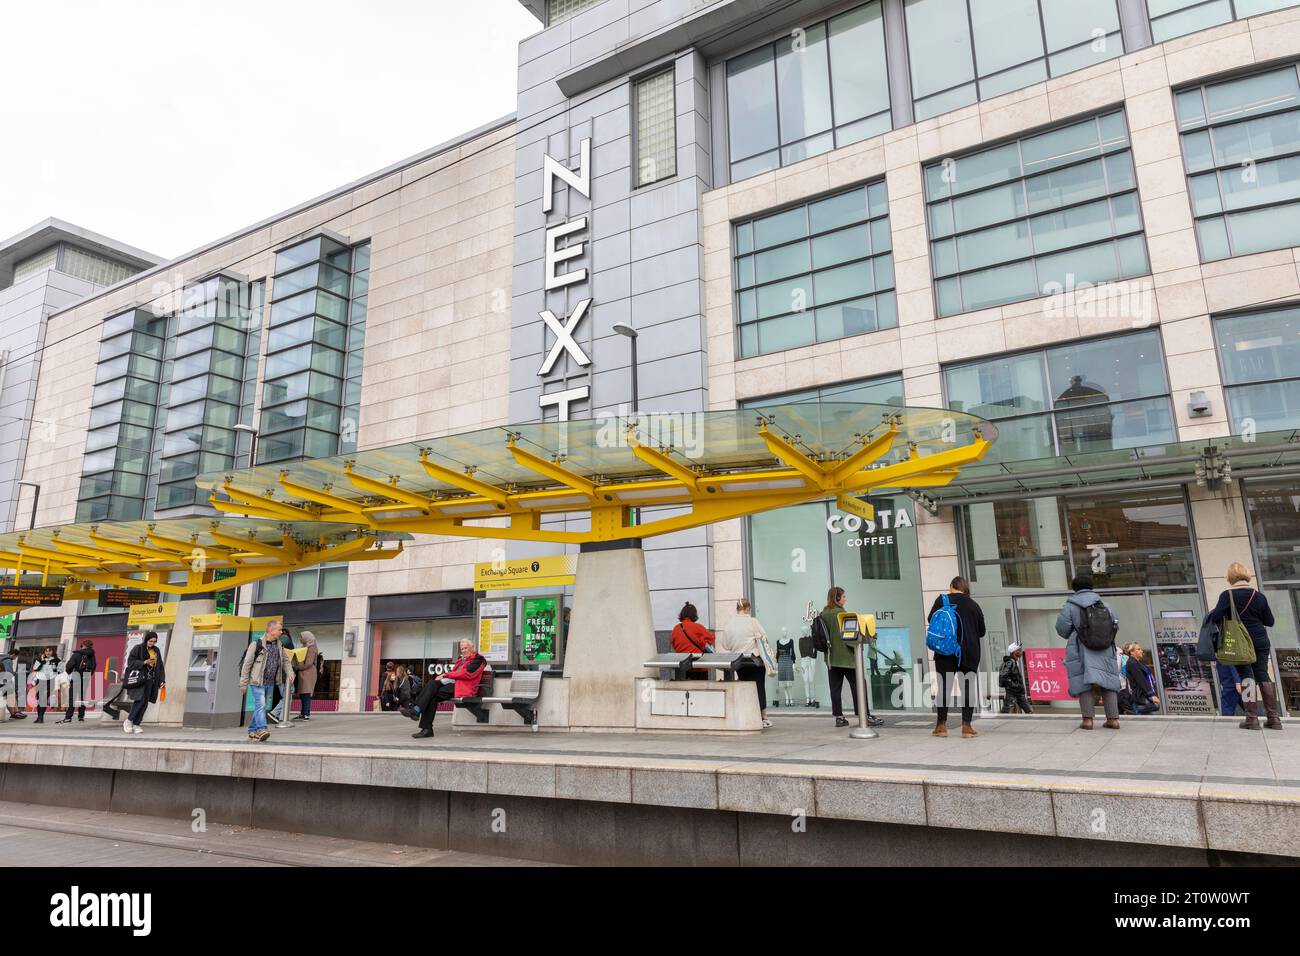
1007, 589, 1211, 715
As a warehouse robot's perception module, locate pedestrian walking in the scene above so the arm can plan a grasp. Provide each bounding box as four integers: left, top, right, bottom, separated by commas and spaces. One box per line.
927, 576, 985, 738
1055, 574, 1121, 730
815, 586, 883, 728
1, 649, 27, 721
998, 642, 1033, 714
1208, 563, 1280, 730
59, 639, 97, 723
122, 632, 165, 734
239, 621, 288, 742
717, 598, 777, 728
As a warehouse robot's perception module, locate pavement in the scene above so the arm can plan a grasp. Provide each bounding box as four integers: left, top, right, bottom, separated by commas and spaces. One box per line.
0, 799, 554, 866
3, 710, 1298, 858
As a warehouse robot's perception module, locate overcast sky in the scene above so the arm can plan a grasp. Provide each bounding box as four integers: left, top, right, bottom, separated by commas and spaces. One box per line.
1, 0, 538, 259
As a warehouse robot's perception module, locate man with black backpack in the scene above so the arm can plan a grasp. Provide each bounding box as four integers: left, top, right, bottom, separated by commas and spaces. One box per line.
1055, 573, 1122, 730
59, 639, 97, 723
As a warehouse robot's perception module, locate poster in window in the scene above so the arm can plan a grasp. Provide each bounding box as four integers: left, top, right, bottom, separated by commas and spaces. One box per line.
1276, 649, 1300, 718
1152, 616, 1217, 715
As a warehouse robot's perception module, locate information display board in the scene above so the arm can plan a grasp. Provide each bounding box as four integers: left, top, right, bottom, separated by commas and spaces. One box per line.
0, 585, 63, 607
97, 589, 162, 608
475, 598, 513, 664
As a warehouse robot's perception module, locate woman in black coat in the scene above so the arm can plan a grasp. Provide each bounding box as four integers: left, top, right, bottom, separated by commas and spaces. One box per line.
122, 632, 166, 734
59, 640, 97, 723
927, 576, 985, 738
1121, 643, 1159, 715
1207, 563, 1279, 730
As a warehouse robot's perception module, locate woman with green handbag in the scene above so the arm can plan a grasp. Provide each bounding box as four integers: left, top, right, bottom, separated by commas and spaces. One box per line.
1209, 563, 1280, 730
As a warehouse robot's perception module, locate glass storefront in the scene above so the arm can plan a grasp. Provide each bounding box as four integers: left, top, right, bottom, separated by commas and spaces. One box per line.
1244, 479, 1300, 714
959, 488, 1208, 713
747, 493, 925, 711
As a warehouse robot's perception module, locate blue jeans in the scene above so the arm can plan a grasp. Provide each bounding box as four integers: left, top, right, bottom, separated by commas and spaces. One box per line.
249, 683, 274, 733
299, 693, 312, 718
1219, 673, 1242, 716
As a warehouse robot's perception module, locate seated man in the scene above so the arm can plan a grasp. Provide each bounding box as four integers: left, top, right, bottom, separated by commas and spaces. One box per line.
402, 639, 486, 739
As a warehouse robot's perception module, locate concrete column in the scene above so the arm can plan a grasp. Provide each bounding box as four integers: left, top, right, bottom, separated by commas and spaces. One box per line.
1187, 482, 1254, 599
563, 543, 657, 731
156, 598, 215, 725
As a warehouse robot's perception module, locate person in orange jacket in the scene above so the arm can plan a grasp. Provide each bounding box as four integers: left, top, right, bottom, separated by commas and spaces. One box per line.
671, 603, 715, 681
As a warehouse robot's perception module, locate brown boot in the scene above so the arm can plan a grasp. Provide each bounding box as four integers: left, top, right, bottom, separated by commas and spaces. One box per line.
1261, 683, 1284, 730
1080, 717, 1094, 730
1239, 699, 1260, 730
1103, 719, 1120, 730
932, 720, 948, 738
961, 723, 978, 738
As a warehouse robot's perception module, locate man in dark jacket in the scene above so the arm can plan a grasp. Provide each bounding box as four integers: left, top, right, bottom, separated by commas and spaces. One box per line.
402, 639, 486, 739
59, 640, 97, 723
998, 642, 1033, 714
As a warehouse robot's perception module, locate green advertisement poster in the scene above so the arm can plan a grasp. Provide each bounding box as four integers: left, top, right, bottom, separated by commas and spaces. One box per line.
0, 612, 14, 642
521, 596, 560, 664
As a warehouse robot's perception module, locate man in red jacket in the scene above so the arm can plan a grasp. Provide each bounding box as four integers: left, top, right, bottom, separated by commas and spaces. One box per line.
402, 639, 486, 739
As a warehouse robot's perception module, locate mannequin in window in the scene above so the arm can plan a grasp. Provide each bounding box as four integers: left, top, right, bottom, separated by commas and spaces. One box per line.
798, 602, 821, 708
774, 627, 796, 707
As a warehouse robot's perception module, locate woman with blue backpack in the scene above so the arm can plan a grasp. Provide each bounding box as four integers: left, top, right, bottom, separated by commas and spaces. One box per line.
927, 576, 985, 738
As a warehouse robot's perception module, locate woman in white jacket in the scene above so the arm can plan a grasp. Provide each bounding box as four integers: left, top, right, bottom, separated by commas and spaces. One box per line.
718, 599, 777, 728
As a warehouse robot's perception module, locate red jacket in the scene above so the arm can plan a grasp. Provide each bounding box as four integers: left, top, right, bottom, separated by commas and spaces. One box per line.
443, 653, 488, 697
671, 620, 714, 654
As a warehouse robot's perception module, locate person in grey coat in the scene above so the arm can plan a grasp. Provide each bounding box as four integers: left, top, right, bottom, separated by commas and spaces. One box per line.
1055, 573, 1122, 730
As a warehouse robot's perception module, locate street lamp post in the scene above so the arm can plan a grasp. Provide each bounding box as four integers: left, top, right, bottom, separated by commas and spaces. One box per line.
612, 322, 639, 412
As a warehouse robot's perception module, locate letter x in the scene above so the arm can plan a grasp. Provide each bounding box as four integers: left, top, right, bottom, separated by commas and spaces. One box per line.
537, 298, 592, 376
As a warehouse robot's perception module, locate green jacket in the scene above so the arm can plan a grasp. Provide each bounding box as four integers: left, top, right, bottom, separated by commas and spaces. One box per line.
820, 607, 856, 669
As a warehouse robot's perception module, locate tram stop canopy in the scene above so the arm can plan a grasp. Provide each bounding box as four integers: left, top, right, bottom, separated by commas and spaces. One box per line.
193, 403, 998, 545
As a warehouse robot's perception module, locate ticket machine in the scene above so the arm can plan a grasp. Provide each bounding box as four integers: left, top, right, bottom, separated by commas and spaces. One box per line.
184, 614, 255, 729
837, 610, 879, 740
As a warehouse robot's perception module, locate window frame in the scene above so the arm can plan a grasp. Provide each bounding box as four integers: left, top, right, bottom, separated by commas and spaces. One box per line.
1210, 302, 1300, 434
631, 64, 679, 190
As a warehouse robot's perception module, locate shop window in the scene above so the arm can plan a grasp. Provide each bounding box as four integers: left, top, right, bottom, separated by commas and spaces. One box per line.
944, 329, 1174, 462
1177, 63, 1300, 261
905, 0, 1124, 122
734, 181, 895, 358
634, 69, 677, 187
1244, 479, 1300, 583
925, 109, 1148, 317
1064, 491, 1197, 588
962, 498, 1071, 592
740, 373, 905, 410
726, 2, 890, 183
1149, 0, 1300, 43
1215, 305, 1300, 433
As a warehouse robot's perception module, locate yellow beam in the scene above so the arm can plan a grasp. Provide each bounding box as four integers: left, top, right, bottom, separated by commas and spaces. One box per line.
758, 426, 826, 485
343, 464, 434, 513
218, 483, 321, 521
419, 453, 511, 506
841, 438, 991, 492
91, 534, 187, 564
208, 531, 300, 564
507, 440, 597, 498
826, 427, 900, 486
278, 475, 370, 516
629, 441, 700, 490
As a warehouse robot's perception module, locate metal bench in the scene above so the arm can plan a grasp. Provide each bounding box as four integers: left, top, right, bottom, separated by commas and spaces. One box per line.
455, 669, 543, 728
643, 652, 698, 680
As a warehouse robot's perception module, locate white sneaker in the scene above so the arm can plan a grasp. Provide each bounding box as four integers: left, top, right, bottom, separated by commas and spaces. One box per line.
122, 716, 133, 734
762, 719, 773, 728
131, 724, 143, 734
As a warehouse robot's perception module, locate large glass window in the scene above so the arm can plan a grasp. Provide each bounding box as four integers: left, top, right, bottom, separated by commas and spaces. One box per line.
734, 181, 895, 358
740, 374, 905, 410
944, 330, 1175, 462
634, 69, 677, 187
905, 0, 1124, 121
1245, 480, 1300, 582
1177, 64, 1300, 262
925, 110, 1148, 316
726, 2, 890, 182
1215, 304, 1300, 433
1149, 0, 1300, 43
962, 489, 1198, 592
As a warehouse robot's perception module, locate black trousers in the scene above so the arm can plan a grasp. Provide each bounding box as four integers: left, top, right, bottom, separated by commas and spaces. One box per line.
1000, 688, 1034, 714
416, 681, 456, 730
736, 664, 766, 711
827, 666, 859, 718
934, 654, 977, 725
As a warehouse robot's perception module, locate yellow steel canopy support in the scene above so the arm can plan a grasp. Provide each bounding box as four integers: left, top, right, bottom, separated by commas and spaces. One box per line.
193, 404, 995, 547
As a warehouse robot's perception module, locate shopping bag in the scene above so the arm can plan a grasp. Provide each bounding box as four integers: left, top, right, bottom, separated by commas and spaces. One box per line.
1216, 591, 1257, 666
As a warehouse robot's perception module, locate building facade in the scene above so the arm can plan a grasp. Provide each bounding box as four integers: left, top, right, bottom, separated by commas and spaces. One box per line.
9, 0, 1300, 715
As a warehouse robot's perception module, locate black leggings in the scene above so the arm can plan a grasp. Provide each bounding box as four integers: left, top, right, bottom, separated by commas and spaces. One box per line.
827, 666, 860, 718
934, 654, 977, 725
736, 664, 766, 711
1238, 640, 1272, 684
